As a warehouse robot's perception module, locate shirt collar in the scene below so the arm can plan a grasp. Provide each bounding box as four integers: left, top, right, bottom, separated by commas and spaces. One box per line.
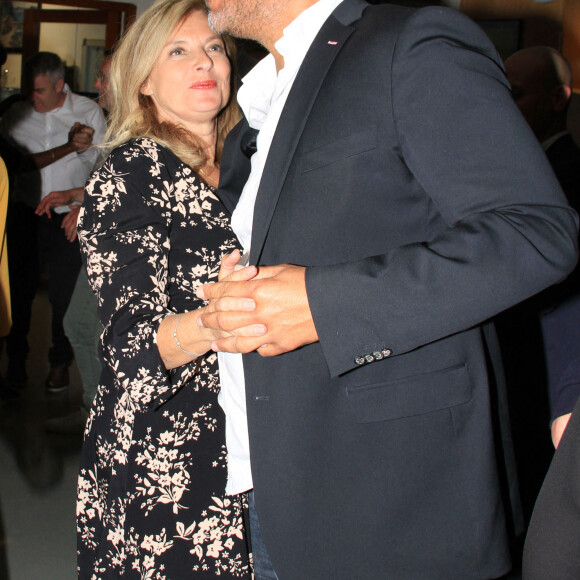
275, 0, 344, 72
238, 0, 344, 128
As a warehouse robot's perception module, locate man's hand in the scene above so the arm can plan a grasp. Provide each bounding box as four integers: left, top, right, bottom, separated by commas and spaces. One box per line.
35, 187, 83, 217
62, 205, 81, 242
197, 263, 319, 356
68, 122, 94, 153
552, 412, 572, 448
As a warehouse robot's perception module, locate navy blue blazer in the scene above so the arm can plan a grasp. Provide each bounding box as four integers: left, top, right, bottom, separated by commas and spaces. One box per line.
218, 2, 578, 577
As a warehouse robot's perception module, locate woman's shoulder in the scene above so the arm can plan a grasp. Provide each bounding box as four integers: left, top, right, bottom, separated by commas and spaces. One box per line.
104, 137, 189, 175
86, 136, 209, 206
105, 137, 164, 164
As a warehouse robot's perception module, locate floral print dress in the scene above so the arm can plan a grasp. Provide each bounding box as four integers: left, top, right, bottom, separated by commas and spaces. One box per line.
76, 138, 251, 579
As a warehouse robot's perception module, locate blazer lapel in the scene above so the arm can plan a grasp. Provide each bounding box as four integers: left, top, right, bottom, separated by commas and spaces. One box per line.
216, 118, 251, 215
250, 0, 367, 264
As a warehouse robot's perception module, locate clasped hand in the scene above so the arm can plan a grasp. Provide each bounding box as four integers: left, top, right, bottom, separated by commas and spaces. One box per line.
68, 122, 94, 153
196, 250, 318, 356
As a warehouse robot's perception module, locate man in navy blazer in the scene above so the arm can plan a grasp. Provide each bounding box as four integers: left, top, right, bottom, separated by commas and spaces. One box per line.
200, 0, 579, 577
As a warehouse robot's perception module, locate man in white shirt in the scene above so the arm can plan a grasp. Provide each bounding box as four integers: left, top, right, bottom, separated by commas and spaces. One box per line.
39, 51, 114, 433
1, 51, 106, 394
201, 0, 579, 577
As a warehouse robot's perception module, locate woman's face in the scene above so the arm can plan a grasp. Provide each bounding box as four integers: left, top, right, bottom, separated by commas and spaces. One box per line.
141, 10, 231, 132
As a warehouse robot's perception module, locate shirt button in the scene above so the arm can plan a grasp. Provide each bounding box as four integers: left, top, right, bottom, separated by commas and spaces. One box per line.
365, 354, 374, 363
373, 351, 383, 360
354, 356, 365, 366
382, 349, 392, 358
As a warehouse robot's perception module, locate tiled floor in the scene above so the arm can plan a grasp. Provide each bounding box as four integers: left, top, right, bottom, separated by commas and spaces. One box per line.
0, 287, 83, 580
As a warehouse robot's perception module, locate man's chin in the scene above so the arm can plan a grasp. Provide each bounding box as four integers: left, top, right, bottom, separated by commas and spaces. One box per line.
207, 11, 225, 34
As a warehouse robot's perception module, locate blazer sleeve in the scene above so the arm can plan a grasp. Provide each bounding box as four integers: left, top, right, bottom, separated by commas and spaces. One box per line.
306, 7, 579, 377
540, 294, 580, 421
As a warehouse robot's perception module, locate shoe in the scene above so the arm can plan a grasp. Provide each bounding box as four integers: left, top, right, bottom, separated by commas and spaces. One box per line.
46, 364, 70, 393
44, 407, 89, 435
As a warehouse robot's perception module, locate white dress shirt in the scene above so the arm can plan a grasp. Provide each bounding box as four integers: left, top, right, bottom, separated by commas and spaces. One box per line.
219, 0, 345, 495
1, 84, 107, 212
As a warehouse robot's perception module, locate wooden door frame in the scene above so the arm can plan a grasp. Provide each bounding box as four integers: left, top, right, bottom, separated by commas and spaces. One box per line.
16, 0, 136, 86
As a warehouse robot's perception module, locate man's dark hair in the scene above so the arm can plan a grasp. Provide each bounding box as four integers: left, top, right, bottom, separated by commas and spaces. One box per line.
24, 51, 65, 88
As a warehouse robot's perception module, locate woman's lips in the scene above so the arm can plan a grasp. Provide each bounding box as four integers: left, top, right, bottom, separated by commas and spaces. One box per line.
190, 80, 217, 89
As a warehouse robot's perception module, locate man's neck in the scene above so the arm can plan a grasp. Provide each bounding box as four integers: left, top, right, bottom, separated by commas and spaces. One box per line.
45, 90, 66, 113
55, 91, 66, 110
262, 0, 320, 71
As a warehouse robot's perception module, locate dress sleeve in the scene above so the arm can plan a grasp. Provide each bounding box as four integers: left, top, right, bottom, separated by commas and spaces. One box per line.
78, 139, 198, 409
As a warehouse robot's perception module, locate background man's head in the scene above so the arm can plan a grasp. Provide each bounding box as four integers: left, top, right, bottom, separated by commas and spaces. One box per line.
505, 46, 573, 142
95, 50, 113, 112
24, 51, 66, 114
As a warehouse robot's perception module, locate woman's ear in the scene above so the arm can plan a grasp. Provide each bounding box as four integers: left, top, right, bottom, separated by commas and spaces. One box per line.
140, 78, 152, 96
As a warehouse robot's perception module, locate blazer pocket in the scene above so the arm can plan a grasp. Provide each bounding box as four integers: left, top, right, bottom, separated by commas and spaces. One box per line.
346, 363, 472, 424
300, 126, 378, 174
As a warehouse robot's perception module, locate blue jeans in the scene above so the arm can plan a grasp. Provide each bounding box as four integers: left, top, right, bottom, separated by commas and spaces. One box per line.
248, 491, 279, 580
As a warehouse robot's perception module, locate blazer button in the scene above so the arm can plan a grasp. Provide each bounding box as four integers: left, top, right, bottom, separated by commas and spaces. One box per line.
382, 349, 392, 358
365, 354, 374, 363
373, 351, 383, 360
355, 356, 365, 365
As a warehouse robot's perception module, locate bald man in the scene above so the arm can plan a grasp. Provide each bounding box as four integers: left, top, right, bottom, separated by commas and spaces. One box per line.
506, 47, 580, 440
505, 47, 580, 207
505, 47, 580, 580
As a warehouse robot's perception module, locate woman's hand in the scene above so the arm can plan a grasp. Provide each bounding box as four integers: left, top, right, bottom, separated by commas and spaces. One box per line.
218, 249, 252, 279
197, 263, 317, 356
157, 250, 265, 369
62, 205, 81, 242
36, 190, 73, 217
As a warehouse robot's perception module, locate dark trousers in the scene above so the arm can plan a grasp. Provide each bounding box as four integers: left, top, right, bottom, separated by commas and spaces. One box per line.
6, 202, 81, 368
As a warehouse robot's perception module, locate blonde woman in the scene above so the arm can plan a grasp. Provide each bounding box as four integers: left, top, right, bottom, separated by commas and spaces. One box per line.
76, 0, 260, 576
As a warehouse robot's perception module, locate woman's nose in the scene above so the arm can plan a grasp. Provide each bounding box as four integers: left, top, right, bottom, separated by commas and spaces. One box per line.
195, 51, 213, 71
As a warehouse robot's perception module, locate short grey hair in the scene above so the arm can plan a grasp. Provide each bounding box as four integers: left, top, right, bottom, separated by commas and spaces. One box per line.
24, 51, 65, 87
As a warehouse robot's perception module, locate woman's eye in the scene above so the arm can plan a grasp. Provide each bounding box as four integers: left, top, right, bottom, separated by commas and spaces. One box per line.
170, 47, 185, 56
208, 43, 224, 53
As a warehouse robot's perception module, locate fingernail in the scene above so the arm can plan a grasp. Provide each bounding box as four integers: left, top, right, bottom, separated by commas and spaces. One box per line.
195, 287, 205, 299
243, 299, 256, 311
211, 342, 219, 352
255, 325, 267, 335
197, 317, 204, 328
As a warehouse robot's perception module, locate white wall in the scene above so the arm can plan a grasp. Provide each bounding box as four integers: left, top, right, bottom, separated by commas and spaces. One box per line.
125, 0, 153, 17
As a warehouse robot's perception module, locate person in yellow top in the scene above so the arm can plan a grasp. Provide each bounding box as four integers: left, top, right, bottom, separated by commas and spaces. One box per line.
0, 156, 10, 338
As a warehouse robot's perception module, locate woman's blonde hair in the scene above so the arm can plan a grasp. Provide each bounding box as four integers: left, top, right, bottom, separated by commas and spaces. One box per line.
106, 0, 240, 169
